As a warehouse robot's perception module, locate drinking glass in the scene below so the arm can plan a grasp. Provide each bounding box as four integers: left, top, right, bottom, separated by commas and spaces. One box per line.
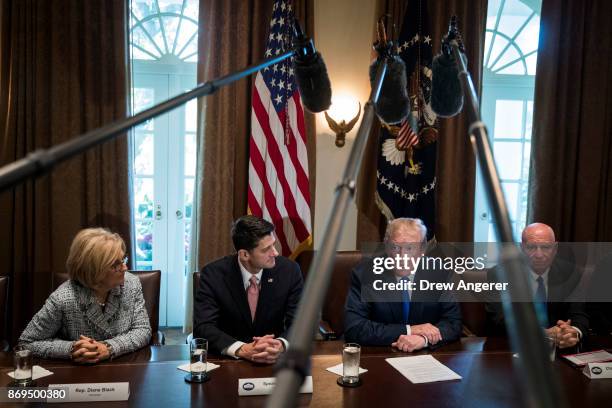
13, 346, 33, 386
342, 343, 361, 384
190, 338, 208, 382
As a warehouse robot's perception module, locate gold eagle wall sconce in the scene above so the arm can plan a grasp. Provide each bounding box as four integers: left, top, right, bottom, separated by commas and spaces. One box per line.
324, 102, 361, 148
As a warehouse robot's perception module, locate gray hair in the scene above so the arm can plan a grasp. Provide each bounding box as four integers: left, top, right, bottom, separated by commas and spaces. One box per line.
384, 218, 427, 243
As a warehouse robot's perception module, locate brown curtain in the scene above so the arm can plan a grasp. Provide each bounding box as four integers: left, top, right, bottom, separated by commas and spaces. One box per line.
0, 0, 131, 344
356, 0, 487, 245
527, 0, 612, 241
194, 0, 315, 268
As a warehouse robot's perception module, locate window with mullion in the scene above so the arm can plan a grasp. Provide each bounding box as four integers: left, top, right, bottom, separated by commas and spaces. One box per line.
475, 0, 541, 243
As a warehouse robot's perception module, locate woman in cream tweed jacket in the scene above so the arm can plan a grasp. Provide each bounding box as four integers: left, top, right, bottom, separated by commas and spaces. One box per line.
19, 228, 151, 362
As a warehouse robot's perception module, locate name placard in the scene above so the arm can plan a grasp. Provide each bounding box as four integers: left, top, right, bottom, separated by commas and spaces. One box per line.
238, 376, 313, 396
583, 362, 612, 379
47, 383, 129, 402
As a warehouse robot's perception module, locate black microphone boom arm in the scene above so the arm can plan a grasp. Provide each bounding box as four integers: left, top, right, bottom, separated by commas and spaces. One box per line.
265, 56, 388, 408
0, 50, 296, 192
448, 36, 567, 408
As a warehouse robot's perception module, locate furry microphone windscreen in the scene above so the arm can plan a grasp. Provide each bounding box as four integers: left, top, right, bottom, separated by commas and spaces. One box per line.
294, 52, 332, 113
431, 52, 464, 118
369, 56, 410, 124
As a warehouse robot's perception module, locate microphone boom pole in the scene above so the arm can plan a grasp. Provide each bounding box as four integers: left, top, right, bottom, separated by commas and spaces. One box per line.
0, 50, 295, 193
447, 32, 567, 408
266, 58, 388, 408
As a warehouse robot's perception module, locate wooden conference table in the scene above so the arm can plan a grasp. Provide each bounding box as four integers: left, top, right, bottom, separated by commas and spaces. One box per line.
1, 337, 611, 407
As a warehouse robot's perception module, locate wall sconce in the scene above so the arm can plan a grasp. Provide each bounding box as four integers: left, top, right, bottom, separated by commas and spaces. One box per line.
323, 95, 361, 148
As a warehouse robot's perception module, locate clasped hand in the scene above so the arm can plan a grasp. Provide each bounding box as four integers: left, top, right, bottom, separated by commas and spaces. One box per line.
71, 335, 110, 364
237, 334, 284, 364
547, 319, 580, 349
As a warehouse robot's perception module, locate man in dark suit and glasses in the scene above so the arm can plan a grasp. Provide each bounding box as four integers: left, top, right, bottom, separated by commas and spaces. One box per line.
194, 216, 303, 364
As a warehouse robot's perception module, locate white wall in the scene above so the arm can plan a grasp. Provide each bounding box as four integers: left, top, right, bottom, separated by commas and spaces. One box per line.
313, 0, 377, 250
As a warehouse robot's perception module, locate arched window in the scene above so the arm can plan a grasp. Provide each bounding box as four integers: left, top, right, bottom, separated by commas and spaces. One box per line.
130, 0, 199, 62
128, 0, 199, 326
474, 0, 542, 242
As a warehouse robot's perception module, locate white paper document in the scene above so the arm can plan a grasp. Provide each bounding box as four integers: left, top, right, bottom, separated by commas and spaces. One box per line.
325, 363, 368, 376
563, 350, 612, 366
385, 355, 462, 384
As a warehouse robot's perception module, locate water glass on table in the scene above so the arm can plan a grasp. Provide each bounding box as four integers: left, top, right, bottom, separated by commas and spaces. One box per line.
339, 343, 362, 387
186, 338, 209, 383
545, 333, 557, 362
13, 346, 34, 386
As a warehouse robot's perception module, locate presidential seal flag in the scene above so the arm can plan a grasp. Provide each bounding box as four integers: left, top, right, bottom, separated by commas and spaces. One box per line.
376, 0, 438, 239
248, 0, 313, 258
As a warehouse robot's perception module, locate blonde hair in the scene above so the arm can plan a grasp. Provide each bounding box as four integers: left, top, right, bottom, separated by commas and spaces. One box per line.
384, 218, 427, 243
66, 228, 126, 289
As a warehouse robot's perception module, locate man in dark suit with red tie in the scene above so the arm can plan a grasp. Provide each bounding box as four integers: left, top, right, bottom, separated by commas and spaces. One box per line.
194, 216, 303, 364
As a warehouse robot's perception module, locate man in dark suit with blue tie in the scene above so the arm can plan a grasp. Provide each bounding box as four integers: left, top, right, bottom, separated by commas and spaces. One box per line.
486, 223, 587, 348
194, 216, 303, 363
344, 218, 462, 351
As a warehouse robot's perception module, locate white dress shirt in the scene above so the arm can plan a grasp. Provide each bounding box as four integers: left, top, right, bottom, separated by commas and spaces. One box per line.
222, 258, 288, 358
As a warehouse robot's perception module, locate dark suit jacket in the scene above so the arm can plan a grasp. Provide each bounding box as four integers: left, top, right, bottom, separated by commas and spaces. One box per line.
344, 257, 462, 347
194, 255, 303, 353
485, 258, 588, 336
586, 253, 612, 335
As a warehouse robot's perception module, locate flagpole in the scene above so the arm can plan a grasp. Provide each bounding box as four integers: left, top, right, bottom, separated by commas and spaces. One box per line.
266, 57, 388, 408
0, 51, 295, 193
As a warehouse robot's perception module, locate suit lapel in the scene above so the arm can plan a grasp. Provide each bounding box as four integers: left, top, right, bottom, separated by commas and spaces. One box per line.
224, 257, 253, 328
382, 271, 404, 323
75, 281, 115, 337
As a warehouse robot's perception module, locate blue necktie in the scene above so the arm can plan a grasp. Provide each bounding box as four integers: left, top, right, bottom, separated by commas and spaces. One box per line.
400, 276, 411, 324
534, 276, 548, 327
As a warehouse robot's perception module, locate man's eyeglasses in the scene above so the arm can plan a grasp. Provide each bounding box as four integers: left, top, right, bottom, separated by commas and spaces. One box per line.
111, 256, 129, 271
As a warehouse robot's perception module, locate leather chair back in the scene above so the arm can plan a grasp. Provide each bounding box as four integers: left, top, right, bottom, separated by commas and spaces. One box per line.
0, 276, 9, 350
134, 271, 161, 336
54, 270, 161, 338
193, 271, 200, 301
296, 250, 362, 337
454, 269, 490, 336
296, 251, 492, 337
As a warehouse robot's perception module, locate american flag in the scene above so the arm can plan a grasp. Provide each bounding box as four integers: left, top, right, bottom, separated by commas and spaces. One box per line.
397, 119, 419, 149
248, 0, 312, 257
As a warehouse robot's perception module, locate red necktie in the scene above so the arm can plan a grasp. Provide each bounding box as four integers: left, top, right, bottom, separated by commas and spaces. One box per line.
247, 276, 259, 321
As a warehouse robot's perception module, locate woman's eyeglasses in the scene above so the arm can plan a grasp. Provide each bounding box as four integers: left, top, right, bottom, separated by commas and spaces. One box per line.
111, 256, 129, 271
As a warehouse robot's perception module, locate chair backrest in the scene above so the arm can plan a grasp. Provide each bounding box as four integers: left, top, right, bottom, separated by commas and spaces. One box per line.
455, 270, 488, 337
134, 271, 161, 335
193, 271, 200, 302
0, 276, 9, 346
54, 270, 160, 334
295, 250, 362, 337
